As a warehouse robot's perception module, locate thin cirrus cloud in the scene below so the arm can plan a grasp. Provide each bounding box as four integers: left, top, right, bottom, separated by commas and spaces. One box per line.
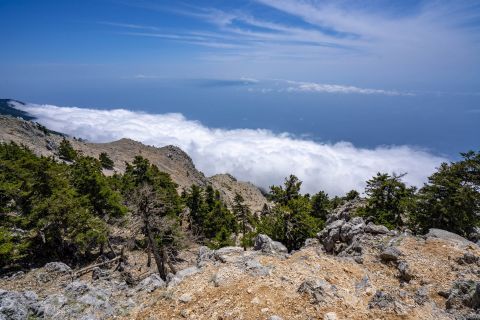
14, 102, 446, 196
127, 76, 410, 96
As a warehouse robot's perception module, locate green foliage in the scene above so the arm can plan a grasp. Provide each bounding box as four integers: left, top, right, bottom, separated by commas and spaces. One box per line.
122, 156, 182, 217
310, 191, 330, 221
358, 173, 416, 229
257, 175, 323, 251
0, 142, 126, 270
58, 139, 77, 161
233, 193, 252, 250
411, 151, 480, 237
99, 152, 114, 170
183, 184, 237, 248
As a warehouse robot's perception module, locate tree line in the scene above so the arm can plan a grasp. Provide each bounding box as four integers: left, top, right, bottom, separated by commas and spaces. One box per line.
1, 139, 478, 277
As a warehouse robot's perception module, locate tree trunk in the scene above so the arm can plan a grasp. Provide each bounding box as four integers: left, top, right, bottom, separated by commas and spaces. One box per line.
146, 244, 152, 268
146, 223, 167, 280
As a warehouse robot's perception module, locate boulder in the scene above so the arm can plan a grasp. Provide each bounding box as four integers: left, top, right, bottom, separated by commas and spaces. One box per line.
197, 246, 215, 267
426, 228, 475, 247
397, 261, 413, 282
364, 222, 390, 235
136, 274, 166, 293
414, 286, 429, 305
253, 234, 288, 255
167, 267, 200, 287
368, 290, 396, 310
44, 261, 71, 273
456, 253, 479, 265
0, 289, 41, 320
303, 238, 320, 247
380, 247, 402, 263
297, 279, 337, 305
214, 246, 245, 263
445, 280, 480, 310
243, 258, 270, 277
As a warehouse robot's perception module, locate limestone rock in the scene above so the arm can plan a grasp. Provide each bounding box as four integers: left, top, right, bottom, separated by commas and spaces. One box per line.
380, 247, 402, 263
253, 234, 288, 255
136, 274, 166, 293
44, 261, 71, 273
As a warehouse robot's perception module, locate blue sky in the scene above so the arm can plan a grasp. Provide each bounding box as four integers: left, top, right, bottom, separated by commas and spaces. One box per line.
1, 1, 480, 191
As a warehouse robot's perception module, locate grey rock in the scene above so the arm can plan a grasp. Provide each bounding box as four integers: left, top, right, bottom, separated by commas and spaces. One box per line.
456, 253, 479, 265
414, 286, 429, 305
44, 261, 71, 273
178, 294, 192, 303
297, 279, 337, 304
355, 275, 370, 293
92, 267, 110, 280
136, 274, 166, 293
304, 238, 320, 247
368, 290, 396, 310
243, 258, 270, 277
167, 267, 200, 287
397, 261, 413, 282
41, 294, 68, 318
364, 222, 390, 234
214, 246, 245, 263
269, 316, 283, 320
197, 246, 215, 267
380, 247, 402, 263
253, 234, 288, 255
426, 228, 476, 247
446, 280, 480, 310
0, 289, 41, 320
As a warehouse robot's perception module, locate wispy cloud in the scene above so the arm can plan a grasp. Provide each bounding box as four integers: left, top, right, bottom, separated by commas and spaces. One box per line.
14, 102, 446, 195
282, 80, 410, 96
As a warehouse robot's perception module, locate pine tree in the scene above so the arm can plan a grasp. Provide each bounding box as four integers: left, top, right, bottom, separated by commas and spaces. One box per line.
99, 152, 114, 170
233, 193, 251, 250
58, 138, 77, 161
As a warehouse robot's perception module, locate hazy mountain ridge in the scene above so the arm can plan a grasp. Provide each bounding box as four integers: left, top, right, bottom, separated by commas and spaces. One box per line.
0, 99, 268, 211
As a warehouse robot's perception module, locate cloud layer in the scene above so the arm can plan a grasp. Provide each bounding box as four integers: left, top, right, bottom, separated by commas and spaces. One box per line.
15, 102, 446, 195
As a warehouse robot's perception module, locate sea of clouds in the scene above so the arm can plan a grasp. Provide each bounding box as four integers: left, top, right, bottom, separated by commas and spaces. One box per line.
14, 102, 447, 196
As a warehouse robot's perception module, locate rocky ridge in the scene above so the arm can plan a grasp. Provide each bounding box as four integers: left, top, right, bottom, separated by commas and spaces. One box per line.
0, 105, 267, 210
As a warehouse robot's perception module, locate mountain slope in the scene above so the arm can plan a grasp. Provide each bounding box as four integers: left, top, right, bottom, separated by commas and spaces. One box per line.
0, 99, 268, 209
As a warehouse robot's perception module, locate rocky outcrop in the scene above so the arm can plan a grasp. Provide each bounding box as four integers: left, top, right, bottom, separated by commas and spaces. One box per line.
253, 234, 288, 255
297, 279, 338, 305
426, 228, 476, 247
208, 173, 268, 213
0, 289, 41, 320
317, 200, 393, 259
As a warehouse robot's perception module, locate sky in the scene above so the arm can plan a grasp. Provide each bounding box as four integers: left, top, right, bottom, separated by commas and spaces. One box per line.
1, 0, 480, 194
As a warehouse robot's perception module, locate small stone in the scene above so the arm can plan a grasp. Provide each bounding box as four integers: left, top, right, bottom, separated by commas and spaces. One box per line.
324, 312, 337, 320
269, 316, 283, 320
179, 294, 192, 303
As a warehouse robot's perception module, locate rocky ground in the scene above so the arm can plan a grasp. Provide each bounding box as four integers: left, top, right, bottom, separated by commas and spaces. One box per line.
2, 201, 480, 320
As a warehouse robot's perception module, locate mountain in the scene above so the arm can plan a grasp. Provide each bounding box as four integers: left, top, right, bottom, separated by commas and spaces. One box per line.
0, 99, 268, 211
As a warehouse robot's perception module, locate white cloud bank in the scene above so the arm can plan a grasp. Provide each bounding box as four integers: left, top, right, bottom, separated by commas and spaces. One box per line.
15, 102, 446, 195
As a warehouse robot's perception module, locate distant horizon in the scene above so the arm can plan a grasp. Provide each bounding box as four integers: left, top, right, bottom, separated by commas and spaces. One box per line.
1, 0, 479, 192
